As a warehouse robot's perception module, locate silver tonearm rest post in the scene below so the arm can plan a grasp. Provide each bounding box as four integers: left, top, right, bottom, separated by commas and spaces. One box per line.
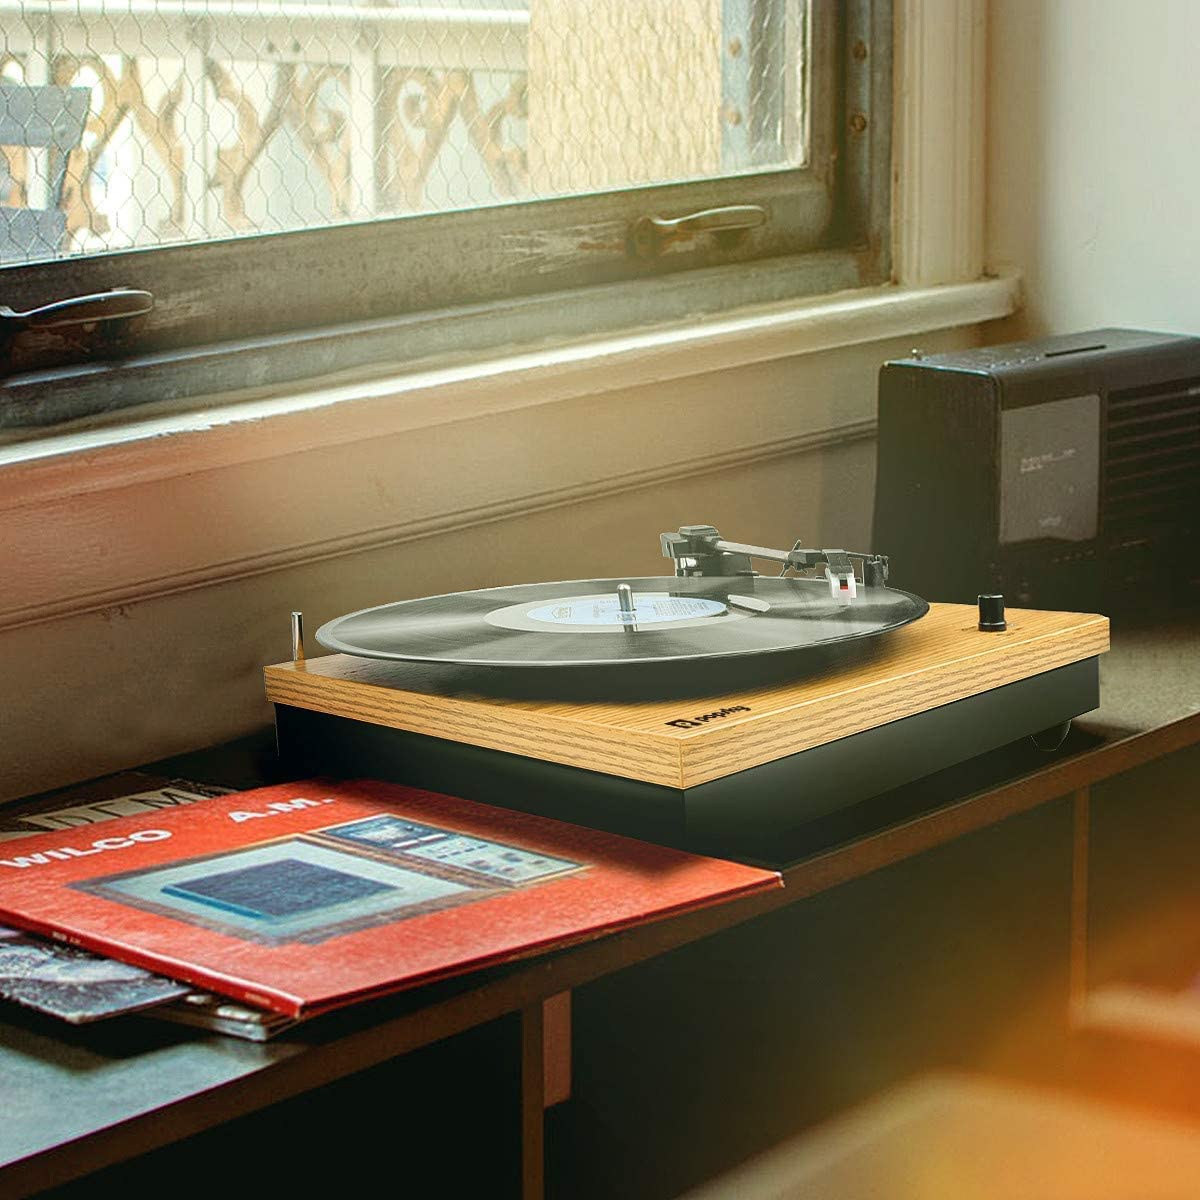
659, 525, 890, 605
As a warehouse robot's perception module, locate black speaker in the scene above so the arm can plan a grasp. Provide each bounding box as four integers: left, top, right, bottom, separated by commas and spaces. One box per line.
872, 328, 1200, 613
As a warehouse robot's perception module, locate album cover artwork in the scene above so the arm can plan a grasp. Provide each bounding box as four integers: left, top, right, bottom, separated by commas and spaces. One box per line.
78, 832, 510, 945
0, 779, 782, 1017
0, 925, 190, 1023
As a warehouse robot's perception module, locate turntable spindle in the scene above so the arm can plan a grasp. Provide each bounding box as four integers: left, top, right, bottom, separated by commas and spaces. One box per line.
291, 611, 305, 663
617, 583, 636, 627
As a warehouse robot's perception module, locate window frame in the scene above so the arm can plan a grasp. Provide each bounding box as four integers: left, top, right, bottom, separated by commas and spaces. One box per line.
0, 0, 892, 432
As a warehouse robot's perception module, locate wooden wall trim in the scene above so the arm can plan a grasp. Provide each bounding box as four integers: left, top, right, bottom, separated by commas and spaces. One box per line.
1, 417, 876, 634
893, 0, 988, 285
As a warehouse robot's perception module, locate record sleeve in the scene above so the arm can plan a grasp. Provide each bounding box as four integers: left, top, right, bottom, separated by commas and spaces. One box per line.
0, 925, 190, 1023
0, 773, 226, 843
0, 779, 782, 1018
148, 991, 301, 1041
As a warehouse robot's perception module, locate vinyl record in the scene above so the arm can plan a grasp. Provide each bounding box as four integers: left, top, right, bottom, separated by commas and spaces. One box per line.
315, 575, 928, 670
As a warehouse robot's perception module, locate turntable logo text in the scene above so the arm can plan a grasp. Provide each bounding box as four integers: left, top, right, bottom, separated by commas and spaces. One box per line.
666, 705, 750, 729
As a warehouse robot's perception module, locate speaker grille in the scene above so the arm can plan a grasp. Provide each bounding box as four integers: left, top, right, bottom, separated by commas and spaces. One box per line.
1104, 377, 1200, 542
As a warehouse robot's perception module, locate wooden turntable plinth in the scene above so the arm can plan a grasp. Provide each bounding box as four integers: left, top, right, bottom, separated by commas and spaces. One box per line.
265, 603, 1109, 865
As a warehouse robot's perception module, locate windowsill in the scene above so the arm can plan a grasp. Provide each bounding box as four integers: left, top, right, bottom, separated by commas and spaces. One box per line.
0, 272, 1019, 512
0, 270, 1016, 637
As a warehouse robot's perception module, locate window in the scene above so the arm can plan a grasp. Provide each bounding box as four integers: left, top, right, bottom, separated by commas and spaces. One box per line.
0, 0, 890, 431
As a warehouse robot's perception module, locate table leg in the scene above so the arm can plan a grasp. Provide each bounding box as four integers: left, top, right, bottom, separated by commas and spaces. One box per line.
521, 1001, 546, 1200
543, 990, 572, 1107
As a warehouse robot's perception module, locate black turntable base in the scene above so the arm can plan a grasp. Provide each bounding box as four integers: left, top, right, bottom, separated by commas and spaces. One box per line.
273, 658, 1096, 867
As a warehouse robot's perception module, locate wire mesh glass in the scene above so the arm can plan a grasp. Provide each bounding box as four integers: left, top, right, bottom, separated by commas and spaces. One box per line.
0, 0, 809, 264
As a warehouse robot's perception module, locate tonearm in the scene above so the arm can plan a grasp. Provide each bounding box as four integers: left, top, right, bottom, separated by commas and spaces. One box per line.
660, 525, 890, 605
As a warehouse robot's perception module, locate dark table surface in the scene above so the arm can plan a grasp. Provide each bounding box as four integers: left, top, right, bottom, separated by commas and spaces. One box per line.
2, 609, 1198, 1196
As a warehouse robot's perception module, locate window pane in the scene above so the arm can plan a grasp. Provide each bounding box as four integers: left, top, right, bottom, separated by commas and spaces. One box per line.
0, 0, 808, 265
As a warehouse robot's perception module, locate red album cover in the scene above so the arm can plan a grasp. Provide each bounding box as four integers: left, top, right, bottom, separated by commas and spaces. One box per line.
0, 780, 781, 1017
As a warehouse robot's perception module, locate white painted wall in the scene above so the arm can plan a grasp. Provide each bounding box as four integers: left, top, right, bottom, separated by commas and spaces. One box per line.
987, 0, 1200, 339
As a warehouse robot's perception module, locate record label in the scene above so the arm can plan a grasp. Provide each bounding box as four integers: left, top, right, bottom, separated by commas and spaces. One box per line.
486, 591, 747, 635
527, 593, 726, 627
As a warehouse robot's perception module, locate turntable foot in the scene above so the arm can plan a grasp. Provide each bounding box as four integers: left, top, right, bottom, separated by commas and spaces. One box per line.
1030, 720, 1072, 752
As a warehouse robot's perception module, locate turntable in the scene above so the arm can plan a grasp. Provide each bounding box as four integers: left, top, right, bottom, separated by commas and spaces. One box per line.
265, 525, 1109, 865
